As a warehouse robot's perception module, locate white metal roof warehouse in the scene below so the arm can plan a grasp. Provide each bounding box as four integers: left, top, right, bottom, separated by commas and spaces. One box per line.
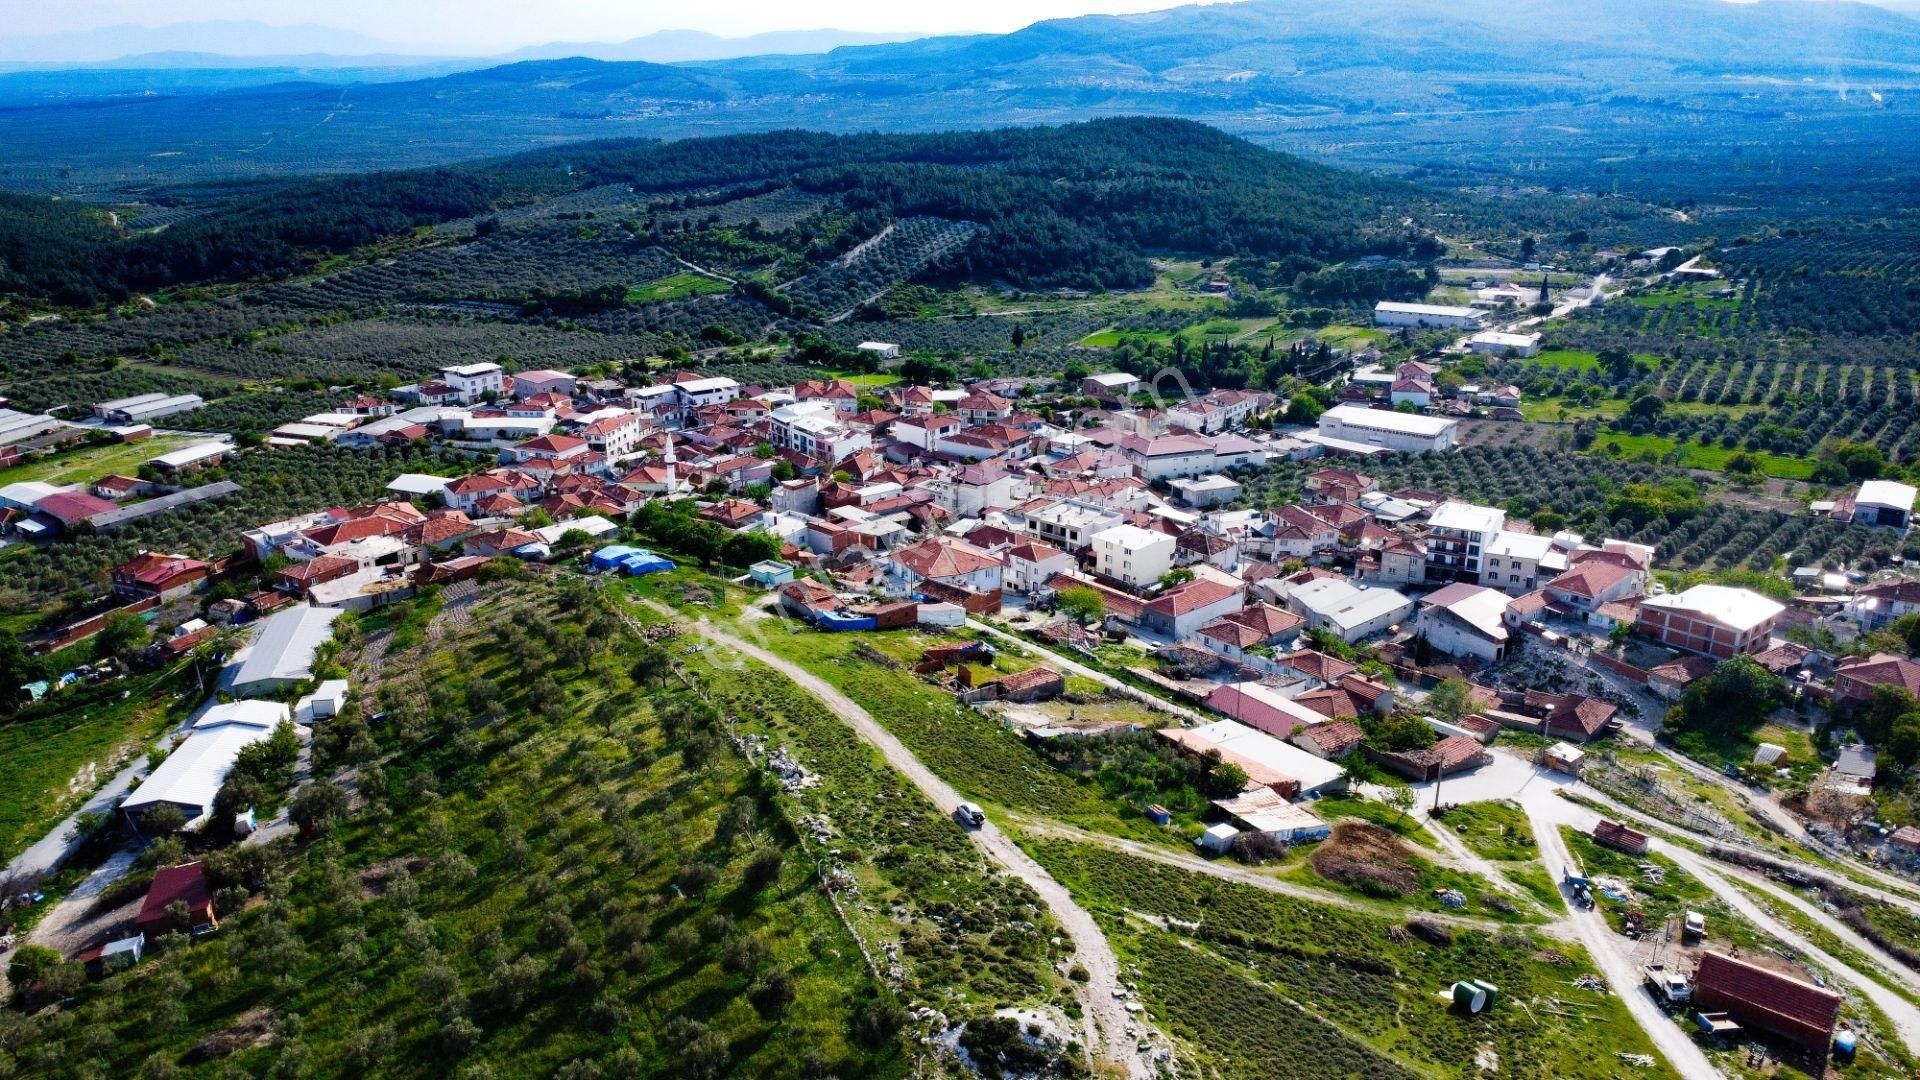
122, 700, 290, 828
228, 605, 344, 696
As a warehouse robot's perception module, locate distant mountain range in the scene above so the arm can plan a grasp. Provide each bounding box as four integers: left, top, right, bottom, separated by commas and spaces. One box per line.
0, 0, 1916, 198
0, 20, 925, 69
499, 28, 928, 64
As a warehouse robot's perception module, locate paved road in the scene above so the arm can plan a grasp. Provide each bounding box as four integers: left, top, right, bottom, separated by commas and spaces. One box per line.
655, 604, 1153, 1078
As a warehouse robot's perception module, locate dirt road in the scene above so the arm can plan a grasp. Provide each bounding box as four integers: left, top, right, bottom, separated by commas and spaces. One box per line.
966, 619, 1210, 726
1529, 814, 1721, 1080
1015, 817, 1533, 936
659, 606, 1152, 1078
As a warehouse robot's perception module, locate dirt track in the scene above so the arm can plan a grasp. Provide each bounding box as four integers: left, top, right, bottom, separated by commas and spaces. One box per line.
654, 605, 1152, 1078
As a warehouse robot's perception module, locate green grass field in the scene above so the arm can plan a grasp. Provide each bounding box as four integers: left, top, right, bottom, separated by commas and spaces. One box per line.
624, 272, 732, 304
1587, 432, 1816, 479
0, 435, 194, 488
0, 665, 195, 863
1028, 838, 1680, 1080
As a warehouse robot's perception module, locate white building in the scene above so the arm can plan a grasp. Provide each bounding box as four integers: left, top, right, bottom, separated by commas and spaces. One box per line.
1023, 499, 1127, 551
148, 441, 234, 473
228, 605, 345, 696
856, 342, 900, 361
510, 368, 577, 399
1425, 501, 1506, 584
439, 362, 505, 404
1373, 301, 1489, 330
1090, 523, 1176, 589
1416, 583, 1511, 663
122, 701, 291, 829
1119, 433, 1217, 480
1481, 529, 1560, 594
1285, 578, 1415, 642
671, 377, 741, 409
1852, 480, 1916, 532
1467, 330, 1543, 357
767, 402, 871, 462
1081, 372, 1140, 398
1169, 474, 1243, 509
1316, 405, 1459, 454
93, 392, 205, 424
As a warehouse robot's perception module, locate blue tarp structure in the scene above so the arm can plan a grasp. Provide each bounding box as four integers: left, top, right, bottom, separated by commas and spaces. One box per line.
591, 544, 641, 572
590, 543, 675, 576
616, 550, 677, 576
813, 611, 878, 632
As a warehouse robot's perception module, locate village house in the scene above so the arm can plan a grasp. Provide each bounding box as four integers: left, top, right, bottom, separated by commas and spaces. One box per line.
110, 551, 211, 602
883, 537, 1004, 611
1638, 584, 1784, 659
1090, 523, 1177, 589
1416, 583, 1511, 663
1139, 578, 1245, 639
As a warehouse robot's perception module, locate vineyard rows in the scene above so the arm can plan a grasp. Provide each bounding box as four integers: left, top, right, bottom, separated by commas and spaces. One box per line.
784, 216, 984, 318
0, 444, 467, 604
247, 228, 686, 311
1234, 446, 1920, 572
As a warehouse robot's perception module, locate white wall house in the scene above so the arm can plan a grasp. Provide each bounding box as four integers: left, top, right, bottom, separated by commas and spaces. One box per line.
768, 402, 871, 462
439, 363, 505, 404
1286, 578, 1415, 642
1416, 583, 1511, 663
1090, 524, 1176, 589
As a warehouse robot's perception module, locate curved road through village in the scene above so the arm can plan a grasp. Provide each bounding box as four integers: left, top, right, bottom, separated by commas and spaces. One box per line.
652, 605, 1153, 1078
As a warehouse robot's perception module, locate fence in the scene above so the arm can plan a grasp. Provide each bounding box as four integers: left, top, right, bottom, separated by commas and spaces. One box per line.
1589, 652, 1651, 686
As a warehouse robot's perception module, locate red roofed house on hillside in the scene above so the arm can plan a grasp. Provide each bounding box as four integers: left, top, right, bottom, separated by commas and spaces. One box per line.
1691, 952, 1841, 1051
1833, 653, 1920, 708
136, 862, 218, 936
111, 551, 211, 601
1140, 578, 1245, 639
885, 537, 1004, 612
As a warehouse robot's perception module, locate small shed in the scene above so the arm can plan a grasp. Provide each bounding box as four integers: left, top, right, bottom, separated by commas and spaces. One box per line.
1592, 819, 1650, 856
750, 560, 796, 588
917, 602, 965, 628
1197, 823, 1240, 853
1542, 742, 1586, 776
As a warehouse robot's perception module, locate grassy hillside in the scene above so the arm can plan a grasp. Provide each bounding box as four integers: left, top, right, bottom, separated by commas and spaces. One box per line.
0, 582, 914, 1078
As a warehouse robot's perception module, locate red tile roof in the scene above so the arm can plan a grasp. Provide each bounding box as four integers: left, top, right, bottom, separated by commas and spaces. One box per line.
1145, 579, 1242, 617
137, 862, 213, 932
1295, 719, 1365, 756
1691, 952, 1841, 1049
894, 537, 1002, 580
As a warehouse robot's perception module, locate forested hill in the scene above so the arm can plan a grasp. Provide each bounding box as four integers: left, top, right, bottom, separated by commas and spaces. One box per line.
0, 118, 1450, 305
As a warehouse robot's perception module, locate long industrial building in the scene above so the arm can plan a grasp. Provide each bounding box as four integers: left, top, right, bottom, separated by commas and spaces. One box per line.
93, 393, 206, 424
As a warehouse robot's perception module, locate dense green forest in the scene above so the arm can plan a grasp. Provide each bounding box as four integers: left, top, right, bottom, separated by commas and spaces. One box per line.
0, 173, 510, 306
0, 119, 1447, 305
